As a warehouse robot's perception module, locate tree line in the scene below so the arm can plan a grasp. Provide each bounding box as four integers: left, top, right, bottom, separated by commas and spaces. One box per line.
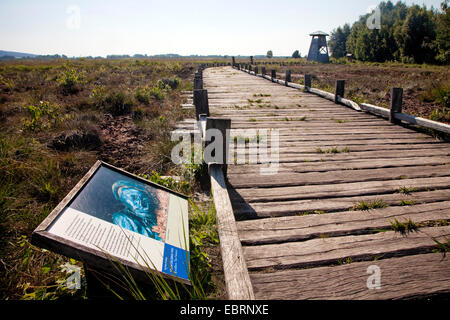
328, 1, 449, 64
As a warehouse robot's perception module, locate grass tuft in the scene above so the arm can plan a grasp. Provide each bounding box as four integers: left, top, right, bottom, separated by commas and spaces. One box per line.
352, 199, 388, 211
432, 237, 450, 258
389, 218, 418, 235
397, 186, 417, 195
317, 146, 350, 154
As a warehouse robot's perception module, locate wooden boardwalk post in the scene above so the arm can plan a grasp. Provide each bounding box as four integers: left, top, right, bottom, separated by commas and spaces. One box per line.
194, 77, 203, 90
271, 70, 276, 82
205, 117, 231, 175
194, 72, 203, 90
193, 89, 209, 120
304, 74, 311, 90
285, 70, 292, 86
254, 66, 259, 75
390, 87, 403, 124
335, 79, 345, 103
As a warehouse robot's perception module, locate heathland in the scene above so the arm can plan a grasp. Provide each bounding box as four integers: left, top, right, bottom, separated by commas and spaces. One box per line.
0, 58, 225, 299
0, 56, 448, 299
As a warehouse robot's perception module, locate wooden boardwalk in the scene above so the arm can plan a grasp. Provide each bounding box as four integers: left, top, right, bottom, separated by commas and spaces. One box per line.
184, 66, 450, 299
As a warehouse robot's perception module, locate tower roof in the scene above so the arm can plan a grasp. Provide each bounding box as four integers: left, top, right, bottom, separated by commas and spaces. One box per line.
309, 31, 329, 36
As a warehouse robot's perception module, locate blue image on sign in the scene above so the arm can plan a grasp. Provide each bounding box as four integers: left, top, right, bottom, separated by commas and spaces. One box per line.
162, 243, 190, 281
69, 166, 164, 241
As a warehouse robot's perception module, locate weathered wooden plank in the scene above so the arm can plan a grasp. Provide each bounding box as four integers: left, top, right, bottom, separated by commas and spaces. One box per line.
211, 105, 357, 110
397, 112, 450, 134
253, 131, 430, 138
233, 180, 450, 203
175, 126, 435, 142
232, 137, 440, 148
221, 115, 383, 121
218, 118, 390, 125
231, 176, 450, 203
237, 200, 450, 245
228, 156, 450, 174
211, 110, 393, 120
229, 116, 385, 122
209, 164, 255, 300
231, 189, 450, 218
234, 144, 449, 157
250, 253, 450, 300
273, 148, 450, 163
230, 122, 398, 129
227, 165, 450, 188
229, 150, 450, 167
361, 103, 450, 134
243, 226, 450, 270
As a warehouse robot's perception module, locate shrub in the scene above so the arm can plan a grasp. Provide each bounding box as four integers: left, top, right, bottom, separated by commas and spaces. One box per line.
56, 68, 82, 95
89, 85, 107, 108
424, 81, 450, 123
134, 86, 151, 105
430, 107, 450, 123
132, 107, 145, 120
135, 81, 171, 103
149, 86, 165, 100
420, 82, 450, 108
161, 77, 180, 90
48, 121, 102, 151
140, 171, 190, 195
168, 62, 182, 73
0, 74, 15, 92
105, 91, 134, 116
22, 101, 62, 131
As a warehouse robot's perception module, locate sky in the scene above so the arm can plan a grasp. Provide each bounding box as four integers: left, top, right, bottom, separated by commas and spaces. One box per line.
0, 0, 444, 57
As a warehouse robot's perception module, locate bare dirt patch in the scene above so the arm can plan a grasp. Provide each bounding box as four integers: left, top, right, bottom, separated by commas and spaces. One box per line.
98, 114, 149, 170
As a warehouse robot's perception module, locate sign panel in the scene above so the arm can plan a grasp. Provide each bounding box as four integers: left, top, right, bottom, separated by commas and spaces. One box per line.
32, 161, 190, 284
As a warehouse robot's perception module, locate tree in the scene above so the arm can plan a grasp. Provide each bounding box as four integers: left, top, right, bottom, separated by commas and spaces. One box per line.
333, 1, 448, 64
292, 50, 301, 58
329, 24, 350, 58
266, 50, 273, 59
397, 5, 437, 64
436, 1, 450, 63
